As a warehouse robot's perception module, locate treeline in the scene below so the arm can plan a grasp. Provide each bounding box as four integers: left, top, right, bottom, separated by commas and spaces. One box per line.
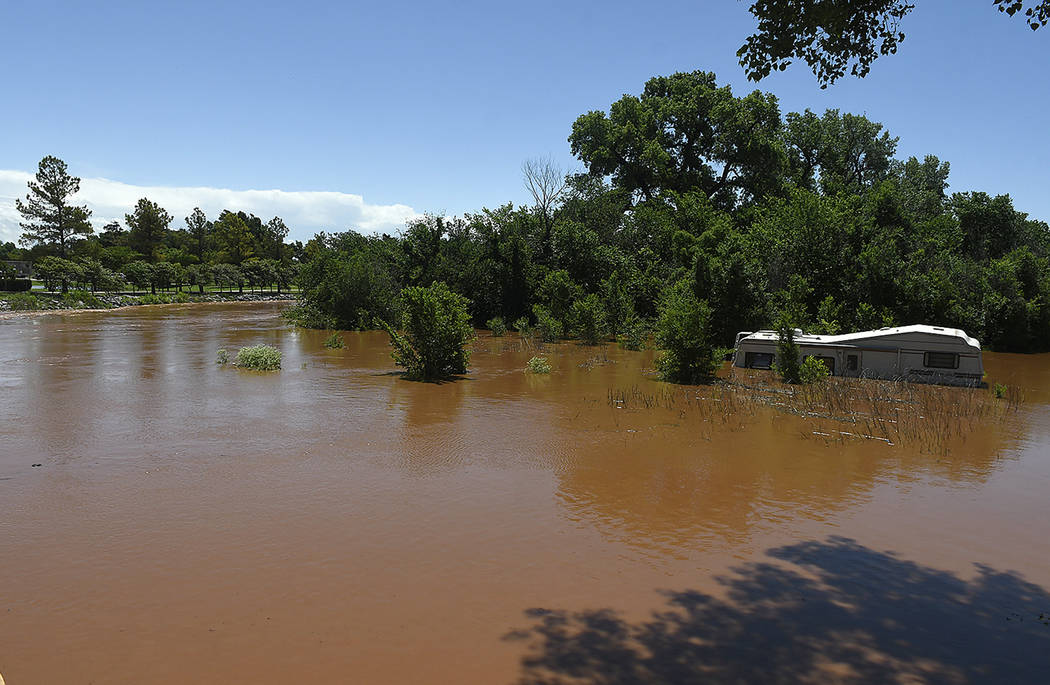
6, 156, 302, 294
293, 71, 1050, 353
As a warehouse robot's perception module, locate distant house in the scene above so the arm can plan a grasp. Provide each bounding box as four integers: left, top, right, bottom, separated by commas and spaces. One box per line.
2, 260, 33, 278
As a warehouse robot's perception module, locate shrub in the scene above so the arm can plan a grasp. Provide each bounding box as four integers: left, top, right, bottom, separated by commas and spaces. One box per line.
994, 382, 1007, 399
569, 294, 607, 345
525, 356, 552, 374
513, 316, 532, 337
217, 348, 229, 364
533, 304, 563, 342
486, 316, 507, 337
283, 303, 337, 329
3, 293, 41, 310
62, 290, 104, 309
379, 281, 474, 381
234, 344, 282, 370
618, 314, 648, 351
323, 332, 345, 349
654, 279, 718, 383
798, 356, 830, 384
774, 315, 802, 383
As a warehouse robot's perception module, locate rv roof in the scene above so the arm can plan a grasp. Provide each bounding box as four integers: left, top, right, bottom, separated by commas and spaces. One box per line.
742, 324, 980, 349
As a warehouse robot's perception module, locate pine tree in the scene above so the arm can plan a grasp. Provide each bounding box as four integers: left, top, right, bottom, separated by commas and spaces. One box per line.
16, 156, 93, 259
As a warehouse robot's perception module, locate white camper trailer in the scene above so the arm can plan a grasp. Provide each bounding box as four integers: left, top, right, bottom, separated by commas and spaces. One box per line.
732, 325, 984, 387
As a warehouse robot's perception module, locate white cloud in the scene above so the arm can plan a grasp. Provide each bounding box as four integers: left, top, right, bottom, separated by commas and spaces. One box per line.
0, 169, 420, 245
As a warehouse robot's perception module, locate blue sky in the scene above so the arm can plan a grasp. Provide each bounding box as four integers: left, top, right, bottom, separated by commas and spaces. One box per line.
1, 0, 1046, 243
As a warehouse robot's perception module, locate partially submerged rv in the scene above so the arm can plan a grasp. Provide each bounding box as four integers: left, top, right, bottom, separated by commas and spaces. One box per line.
732, 325, 984, 387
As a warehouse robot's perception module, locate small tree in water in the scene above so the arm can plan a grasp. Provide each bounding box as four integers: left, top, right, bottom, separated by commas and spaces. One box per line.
774, 314, 802, 383
379, 281, 474, 381
655, 279, 718, 383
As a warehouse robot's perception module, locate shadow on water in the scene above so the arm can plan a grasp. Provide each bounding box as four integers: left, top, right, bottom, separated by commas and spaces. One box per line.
506, 537, 1050, 684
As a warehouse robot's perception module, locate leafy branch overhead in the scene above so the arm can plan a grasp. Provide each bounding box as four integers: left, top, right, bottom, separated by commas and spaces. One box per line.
739, 1, 1048, 88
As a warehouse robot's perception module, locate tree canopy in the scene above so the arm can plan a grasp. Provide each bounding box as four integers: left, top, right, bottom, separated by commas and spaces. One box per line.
739, 1, 1048, 88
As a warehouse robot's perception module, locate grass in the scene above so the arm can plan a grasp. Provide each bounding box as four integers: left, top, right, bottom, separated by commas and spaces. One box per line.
607, 371, 1023, 454
233, 345, 282, 370
1, 293, 44, 310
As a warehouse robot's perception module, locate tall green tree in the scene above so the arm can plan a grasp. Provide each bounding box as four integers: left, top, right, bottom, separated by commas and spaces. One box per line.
569, 71, 786, 209
185, 207, 210, 262
125, 198, 172, 262
16, 155, 93, 260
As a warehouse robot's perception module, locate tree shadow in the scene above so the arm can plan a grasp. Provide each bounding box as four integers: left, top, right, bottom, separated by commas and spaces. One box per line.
506, 537, 1050, 684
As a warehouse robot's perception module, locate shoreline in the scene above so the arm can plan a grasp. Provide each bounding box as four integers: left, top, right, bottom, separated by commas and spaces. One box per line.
0, 292, 296, 319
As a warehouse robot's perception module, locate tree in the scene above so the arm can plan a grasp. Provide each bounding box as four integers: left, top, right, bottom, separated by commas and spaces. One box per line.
523, 156, 568, 260
16, 156, 94, 263
125, 198, 172, 262
569, 71, 786, 209
212, 211, 255, 265
739, 1, 1048, 89
185, 208, 210, 262
266, 216, 289, 260
379, 281, 474, 381
654, 279, 719, 383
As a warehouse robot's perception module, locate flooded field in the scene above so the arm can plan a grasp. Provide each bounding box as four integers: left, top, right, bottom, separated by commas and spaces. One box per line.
1, 302, 1048, 684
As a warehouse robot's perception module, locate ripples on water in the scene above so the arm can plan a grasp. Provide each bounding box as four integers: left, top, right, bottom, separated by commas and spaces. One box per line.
1, 302, 1048, 684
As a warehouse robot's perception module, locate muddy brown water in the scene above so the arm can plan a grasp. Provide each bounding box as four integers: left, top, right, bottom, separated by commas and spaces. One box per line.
1, 302, 1048, 684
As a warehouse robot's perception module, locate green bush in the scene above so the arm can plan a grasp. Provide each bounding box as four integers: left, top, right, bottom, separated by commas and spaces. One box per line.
217, 348, 229, 364
62, 290, 105, 309
617, 314, 648, 351
486, 316, 507, 337
525, 356, 552, 374
379, 281, 474, 381
234, 344, 282, 370
283, 303, 337, 329
774, 316, 802, 383
569, 293, 607, 345
532, 304, 563, 342
323, 332, 345, 349
993, 382, 1007, 399
654, 279, 718, 384
513, 316, 532, 337
2, 293, 41, 310
798, 356, 830, 384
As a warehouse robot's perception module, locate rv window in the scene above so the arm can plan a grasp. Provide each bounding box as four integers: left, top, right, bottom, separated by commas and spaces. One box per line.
924, 351, 958, 369
804, 355, 835, 375
846, 355, 858, 371
745, 352, 774, 369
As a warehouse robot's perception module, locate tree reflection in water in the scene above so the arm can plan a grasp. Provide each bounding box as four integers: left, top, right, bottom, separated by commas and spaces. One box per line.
507, 537, 1050, 684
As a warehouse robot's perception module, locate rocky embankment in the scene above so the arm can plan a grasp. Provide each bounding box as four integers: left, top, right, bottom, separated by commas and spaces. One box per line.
0, 291, 297, 313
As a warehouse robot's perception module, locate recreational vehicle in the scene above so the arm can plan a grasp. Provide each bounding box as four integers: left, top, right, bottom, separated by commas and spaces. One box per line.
732, 325, 984, 387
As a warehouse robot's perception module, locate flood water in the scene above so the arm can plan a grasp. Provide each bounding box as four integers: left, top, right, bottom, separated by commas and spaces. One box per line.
1, 302, 1048, 684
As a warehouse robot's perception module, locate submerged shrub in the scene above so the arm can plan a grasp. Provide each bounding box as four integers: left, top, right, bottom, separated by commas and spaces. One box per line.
323, 332, 345, 349
617, 313, 648, 350
532, 304, 563, 342
798, 356, 830, 384
513, 316, 532, 337
654, 279, 718, 383
216, 348, 229, 365
234, 344, 282, 370
570, 293, 607, 345
379, 281, 473, 381
486, 316, 507, 337
994, 382, 1007, 399
774, 316, 802, 383
525, 356, 552, 374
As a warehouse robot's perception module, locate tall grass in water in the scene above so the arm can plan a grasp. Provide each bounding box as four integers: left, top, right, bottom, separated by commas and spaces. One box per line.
234, 345, 282, 370
608, 373, 1023, 454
